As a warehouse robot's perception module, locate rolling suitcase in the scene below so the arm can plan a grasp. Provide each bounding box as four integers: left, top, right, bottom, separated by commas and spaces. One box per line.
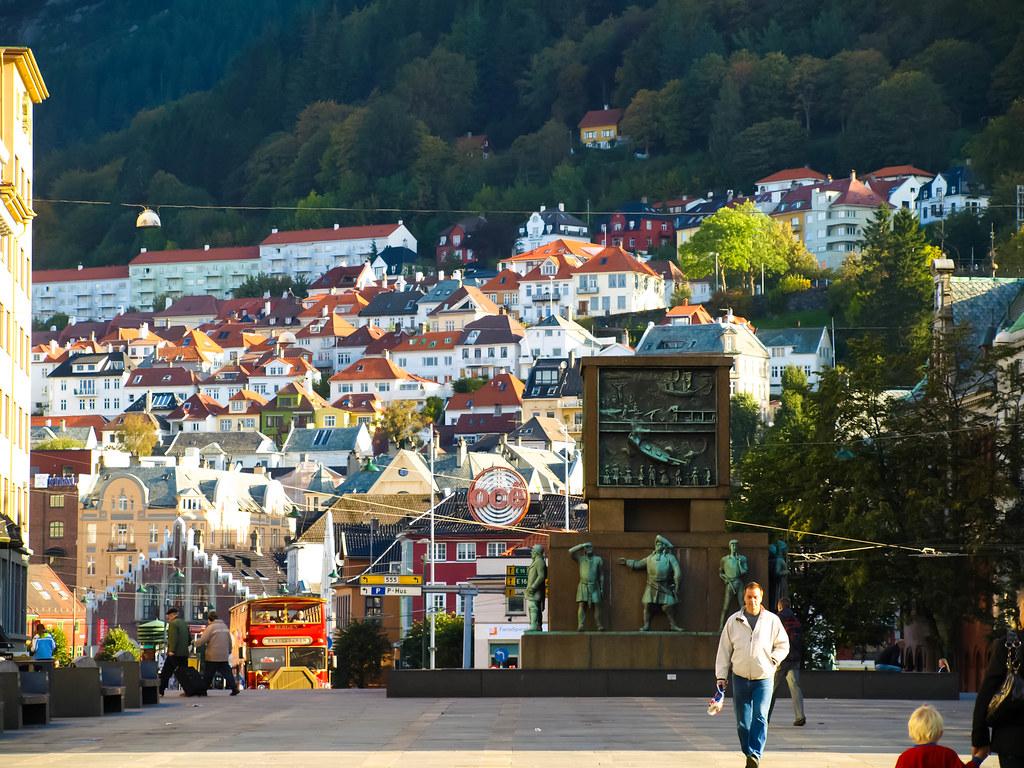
177, 665, 207, 697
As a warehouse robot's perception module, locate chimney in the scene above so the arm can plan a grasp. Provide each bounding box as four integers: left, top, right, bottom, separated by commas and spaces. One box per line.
458, 437, 468, 467
77, 263, 83, 271
164, 296, 173, 310
264, 299, 271, 316
60, 419, 66, 431
140, 247, 147, 253
558, 202, 565, 212
204, 244, 210, 251
604, 103, 609, 111
641, 196, 647, 205
334, 223, 340, 230
145, 390, 153, 412
850, 170, 857, 181
540, 205, 546, 212
438, 270, 445, 281
253, 465, 266, 475
271, 228, 278, 234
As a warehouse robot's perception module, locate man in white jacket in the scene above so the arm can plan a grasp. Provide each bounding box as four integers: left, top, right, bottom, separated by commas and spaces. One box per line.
715, 581, 789, 768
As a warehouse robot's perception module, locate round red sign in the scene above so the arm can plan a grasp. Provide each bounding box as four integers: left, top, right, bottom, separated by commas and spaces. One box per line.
467, 467, 530, 528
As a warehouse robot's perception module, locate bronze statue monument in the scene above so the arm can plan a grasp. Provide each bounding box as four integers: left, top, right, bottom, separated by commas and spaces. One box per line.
569, 542, 605, 631
618, 535, 683, 631
719, 538, 749, 629
525, 544, 547, 632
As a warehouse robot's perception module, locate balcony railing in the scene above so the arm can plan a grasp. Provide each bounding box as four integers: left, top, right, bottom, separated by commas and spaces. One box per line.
73, 386, 97, 396
578, 285, 599, 294
532, 292, 562, 303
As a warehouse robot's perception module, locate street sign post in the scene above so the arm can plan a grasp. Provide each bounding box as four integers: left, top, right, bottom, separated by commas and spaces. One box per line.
359, 585, 422, 596
360, 574, 423, 585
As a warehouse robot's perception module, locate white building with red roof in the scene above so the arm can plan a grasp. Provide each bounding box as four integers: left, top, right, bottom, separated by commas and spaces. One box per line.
479, 270, 522, 319
578, 107, 623, 149
129, 246, 260, 311
425, 285, 500, 332
295, 313, 357, 371
390, 331, 459, 391
306, 264, 376, 295
754, 167, 828, 195
574, 246, 665, 317
166, 393, 229, 434
800, 171, 894, 270
328, 356, 442, 406
517, 252, 581, 324
32, 265, 131, 323
258, 223, 416, 279
124, 367, 203, 404
444, 372, 524, 426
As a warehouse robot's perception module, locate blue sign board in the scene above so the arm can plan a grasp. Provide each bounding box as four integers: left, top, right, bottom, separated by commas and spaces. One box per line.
493, 647, 509, 663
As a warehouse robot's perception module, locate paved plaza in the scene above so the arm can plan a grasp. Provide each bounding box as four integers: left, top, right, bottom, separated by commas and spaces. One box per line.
0, 689, 982, 767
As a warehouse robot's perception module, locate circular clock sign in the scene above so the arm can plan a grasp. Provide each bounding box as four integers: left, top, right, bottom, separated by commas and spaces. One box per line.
467, 467, 530, 528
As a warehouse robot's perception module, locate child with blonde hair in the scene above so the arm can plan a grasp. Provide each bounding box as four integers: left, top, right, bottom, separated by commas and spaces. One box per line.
896, 704, 982, 767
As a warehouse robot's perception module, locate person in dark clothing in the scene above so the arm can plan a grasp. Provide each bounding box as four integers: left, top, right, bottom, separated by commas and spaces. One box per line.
973, 590, 1024, 766
158, 607, 190, 696
876, 638, 905, 672
769, 598, 806, 726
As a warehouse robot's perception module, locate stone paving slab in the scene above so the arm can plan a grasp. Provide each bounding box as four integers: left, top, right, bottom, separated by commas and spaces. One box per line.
0, 689, 982, 767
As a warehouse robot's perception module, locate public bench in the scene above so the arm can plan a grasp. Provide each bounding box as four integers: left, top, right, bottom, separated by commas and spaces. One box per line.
139, 660, 161, 705
49, 657, 126, 717
0, 660, 51, 729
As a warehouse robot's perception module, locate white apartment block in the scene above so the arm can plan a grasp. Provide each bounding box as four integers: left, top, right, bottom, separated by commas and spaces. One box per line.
46, 351, 135, 418
129, 246, 260, 311
259, 223, 417, 281
33, 265, 131, 322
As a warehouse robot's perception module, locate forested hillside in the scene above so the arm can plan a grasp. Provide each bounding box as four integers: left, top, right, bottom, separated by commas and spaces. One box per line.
19, 0, 1024, 271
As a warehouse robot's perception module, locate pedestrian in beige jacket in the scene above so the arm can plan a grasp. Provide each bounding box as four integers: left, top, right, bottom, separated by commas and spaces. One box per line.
196, 611, 239, 695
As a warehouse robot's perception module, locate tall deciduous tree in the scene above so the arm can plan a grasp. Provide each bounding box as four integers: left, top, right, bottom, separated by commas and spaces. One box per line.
677, 201, 808, 294
117, 414, 158, 458
379, 400, 426, 449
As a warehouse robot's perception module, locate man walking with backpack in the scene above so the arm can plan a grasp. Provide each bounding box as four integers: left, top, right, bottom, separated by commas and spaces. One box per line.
196, 610, 239, 696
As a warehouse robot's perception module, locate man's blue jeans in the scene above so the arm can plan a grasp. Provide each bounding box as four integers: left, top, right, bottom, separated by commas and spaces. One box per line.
733, 675, 773, 759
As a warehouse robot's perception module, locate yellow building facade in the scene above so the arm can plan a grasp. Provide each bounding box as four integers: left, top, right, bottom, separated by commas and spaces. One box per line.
1, 47, 47, 641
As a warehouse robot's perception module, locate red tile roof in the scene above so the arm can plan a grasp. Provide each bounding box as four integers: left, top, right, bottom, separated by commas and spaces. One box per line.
295, 314, 357, 339
34, 265, 130, 283
391, 331, 459, 352
260, 224, 402, 246
828, 177, 893, 208
130, 247, 258, 265
167, 393, 227, 420
578, 109, 622, 129
32, 415, 108, 429
576, 246, 660, 277
755, 168, 827, 184
661, 303, 716, 325
125, 368, 203, 388
331, 393, 384, 414
446, 373, 524, 410
328, 357, 433, 383
426, 285, 500, 316
480, 270, 522, 291
867, 165, 934, 179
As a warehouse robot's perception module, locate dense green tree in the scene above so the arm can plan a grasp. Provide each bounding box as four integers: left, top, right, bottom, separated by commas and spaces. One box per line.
32, 313, 70, 332
420, 396, 444, 425
400, 613, 466, 669
730, 118, 804, 184
925, 208, 992, 271
379, 400, 426, 449
332, 618, 391, 688
452, 377, 488, 394
620, 89, 660, 156
232, 273, 301, 299
395, 50, 477, 139
968, 100, 1024, 186
730, 392, 761, 465
841, 206, 937, 382
909, 39, 991, 126
789, 55, 825, 135
35, 437, 87, 451
677, 202, 807, 294
97, 627, 140, 661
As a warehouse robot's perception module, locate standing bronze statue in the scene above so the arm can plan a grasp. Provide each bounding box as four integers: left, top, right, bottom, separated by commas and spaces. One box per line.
719, 539, 748, 630
618, 535, 683, 631
569, 542, 605, 631
770, 540, 789, 609
525, 544, 547, 632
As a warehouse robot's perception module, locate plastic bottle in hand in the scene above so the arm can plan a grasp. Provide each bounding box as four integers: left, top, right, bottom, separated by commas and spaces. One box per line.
707, 683, 726, 716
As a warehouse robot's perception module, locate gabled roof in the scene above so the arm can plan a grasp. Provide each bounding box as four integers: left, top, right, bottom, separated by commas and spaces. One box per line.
166, 431, 276, 456
390, 331, 459, 353
154, 295, 224, 318
364, 330, 410, 356
266, 382, 329, 410
446, 373, 524, 411
425, 285, 500, 316
576, 246, 660, 277
949, 277, 1024, 349
334, 324, 387, 349
825, 175, 894, 208
329, 357, 433, 383
295, 314, 356, 339
755, 168, 827, 184
202, 363, 254, 385
457, 314, 526, 343
125, 368, 203, 388
867, 165, 934, 180
359, 289, 425, 317
451, 413, 517, 436
647, 260, 686, 282
260, 224, 403, 246
130, 246, 258, 266
330, 393, 384, 414
520, 254, 580, 282
299, 293, 369, 318
203, 324, 268, 349
439, 215, 487, 239
282, 425, 366, 454
480, 270, 522, 291
523, 357, 583, 399
636, 323, 767, 357
307, 265, 371, 291
661, 303, 716, 325
508, 416, 575, 446
167, 393, 228, 421
32, 415, 107, 430
578, 108, 622, 128
755, 327, 829, 355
